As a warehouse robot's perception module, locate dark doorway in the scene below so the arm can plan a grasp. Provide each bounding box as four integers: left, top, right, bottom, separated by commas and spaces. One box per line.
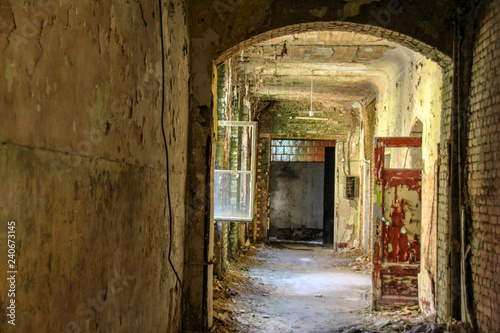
323, 147, 335, 244
268, 139, 336, 243
269, 162, 325, 241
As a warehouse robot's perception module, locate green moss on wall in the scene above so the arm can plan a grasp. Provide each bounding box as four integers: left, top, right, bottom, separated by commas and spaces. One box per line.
259, 100, 351, 139
260, 138, 271, 174
216, 64, 227, 121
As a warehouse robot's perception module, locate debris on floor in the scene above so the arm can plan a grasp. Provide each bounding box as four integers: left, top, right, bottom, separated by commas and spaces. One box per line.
349, 251, 372, 273
212, 245, 472, 333
338, 307, 474, 333
334, 247, 364, 259
211, 247, 261, 333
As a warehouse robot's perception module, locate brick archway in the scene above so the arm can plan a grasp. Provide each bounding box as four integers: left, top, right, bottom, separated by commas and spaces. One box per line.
216, 22, 451, 67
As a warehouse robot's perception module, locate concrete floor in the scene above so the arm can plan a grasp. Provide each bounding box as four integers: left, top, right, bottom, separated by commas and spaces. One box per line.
230, 243, 371, 332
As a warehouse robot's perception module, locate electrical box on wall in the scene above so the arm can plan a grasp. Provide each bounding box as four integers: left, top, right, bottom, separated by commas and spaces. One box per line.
344, 176, 359, 199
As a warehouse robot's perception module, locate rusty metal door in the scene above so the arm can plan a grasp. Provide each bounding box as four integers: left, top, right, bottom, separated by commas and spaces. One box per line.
372, 137, 422, 309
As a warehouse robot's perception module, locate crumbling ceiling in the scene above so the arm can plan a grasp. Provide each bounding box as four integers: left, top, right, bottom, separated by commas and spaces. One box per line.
231, 30, 419, 111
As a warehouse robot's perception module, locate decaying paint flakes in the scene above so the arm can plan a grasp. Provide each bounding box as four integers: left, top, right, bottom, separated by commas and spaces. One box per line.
373, 137, 422, 310
384, 198, 421, 263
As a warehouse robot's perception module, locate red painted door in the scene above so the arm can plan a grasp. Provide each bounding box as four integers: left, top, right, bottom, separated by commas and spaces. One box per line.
372, 137, 422, 310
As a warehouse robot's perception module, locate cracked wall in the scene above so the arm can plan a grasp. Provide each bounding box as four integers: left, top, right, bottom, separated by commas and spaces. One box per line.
0, 0, 189, 331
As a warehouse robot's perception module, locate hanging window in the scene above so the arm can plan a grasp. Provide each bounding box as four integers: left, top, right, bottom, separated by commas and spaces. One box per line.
214, 121, 257, 222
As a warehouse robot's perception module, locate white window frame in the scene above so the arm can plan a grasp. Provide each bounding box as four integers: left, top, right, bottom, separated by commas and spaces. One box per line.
214, 121, 257, 222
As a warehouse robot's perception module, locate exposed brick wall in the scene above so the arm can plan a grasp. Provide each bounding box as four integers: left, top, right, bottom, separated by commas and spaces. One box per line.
436, 63, 454, 323
468, 1, 500, 331
250, 136, 271, 242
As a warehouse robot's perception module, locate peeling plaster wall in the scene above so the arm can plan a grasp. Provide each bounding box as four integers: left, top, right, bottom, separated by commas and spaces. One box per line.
0, 1, 189, 331
335, 140, 363, 249
375, 56, 443, 315
361, 100, 377, 252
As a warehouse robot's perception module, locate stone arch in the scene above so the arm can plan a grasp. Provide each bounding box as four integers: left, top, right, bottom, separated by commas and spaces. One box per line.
216, 21, 451, 66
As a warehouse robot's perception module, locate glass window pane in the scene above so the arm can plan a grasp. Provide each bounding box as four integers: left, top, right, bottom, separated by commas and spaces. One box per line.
215, 125, 254, 171
214, 172, 252, 219
214, 121, 256, 221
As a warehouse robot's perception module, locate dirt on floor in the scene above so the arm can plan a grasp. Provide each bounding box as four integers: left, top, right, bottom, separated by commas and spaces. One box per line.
212, 242, 371, 332
212, 243, 473, 333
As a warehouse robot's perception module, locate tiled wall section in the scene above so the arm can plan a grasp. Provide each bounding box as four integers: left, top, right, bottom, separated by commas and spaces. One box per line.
271, 139, 336, 162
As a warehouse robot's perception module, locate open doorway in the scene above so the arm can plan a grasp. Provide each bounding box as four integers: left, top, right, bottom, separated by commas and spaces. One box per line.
268, 139, 335, 244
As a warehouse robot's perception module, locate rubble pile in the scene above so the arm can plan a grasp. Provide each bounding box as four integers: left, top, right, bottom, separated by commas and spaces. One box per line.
212, 276, 240, 333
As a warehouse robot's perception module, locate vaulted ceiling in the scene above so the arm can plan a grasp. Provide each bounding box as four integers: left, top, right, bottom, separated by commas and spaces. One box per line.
231, 30, 420, 112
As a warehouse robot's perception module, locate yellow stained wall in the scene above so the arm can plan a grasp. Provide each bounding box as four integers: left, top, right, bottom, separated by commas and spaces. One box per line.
0, 1, 190, 331
375, 55, 443, 315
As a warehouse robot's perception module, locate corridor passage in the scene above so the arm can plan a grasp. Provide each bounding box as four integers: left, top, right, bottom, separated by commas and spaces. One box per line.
216, 244, 371, 332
